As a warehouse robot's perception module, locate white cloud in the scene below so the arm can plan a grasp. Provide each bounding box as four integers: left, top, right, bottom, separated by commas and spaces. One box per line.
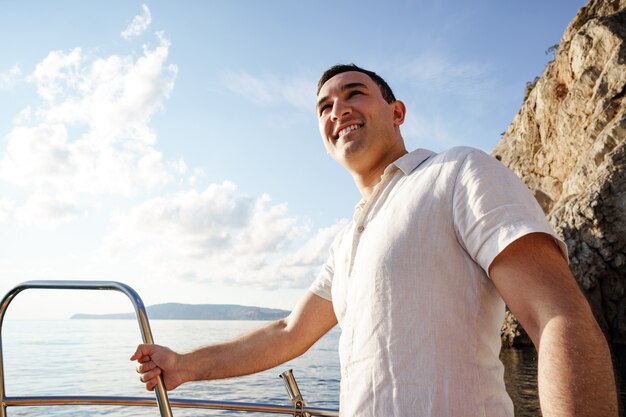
28, 48, 81, 103
102, 182, 347, 289
393, 55, 494, 100
121, 4, 152, 40
13, 106, 33, 124
14, 191, 80, 228
270, 221, 348, 287
0, 65, 22, 90
220, 71, 316, 111
0, 199, 15, 222
1, 123, 73, 187
0, 32, 178, 198
222, 72, 273, 104
188, 167, 206, 186
31, 33, 176, 137
282, 77, 317, 110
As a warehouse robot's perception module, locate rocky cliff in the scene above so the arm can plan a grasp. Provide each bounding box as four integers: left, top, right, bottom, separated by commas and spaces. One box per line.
494, 0, 626, 346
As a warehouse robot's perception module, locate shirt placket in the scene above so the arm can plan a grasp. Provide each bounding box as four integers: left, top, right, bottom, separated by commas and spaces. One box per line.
346, 166, 399, 278
342, 166, 399, 389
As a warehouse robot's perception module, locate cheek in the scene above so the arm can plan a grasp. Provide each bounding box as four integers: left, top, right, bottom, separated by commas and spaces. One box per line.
318, 120, 331, 142
318, 122, 335, 154
321, 136, 333, 154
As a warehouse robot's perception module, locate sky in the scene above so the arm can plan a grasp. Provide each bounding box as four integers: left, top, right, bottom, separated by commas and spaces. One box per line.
0, 0, 587, 320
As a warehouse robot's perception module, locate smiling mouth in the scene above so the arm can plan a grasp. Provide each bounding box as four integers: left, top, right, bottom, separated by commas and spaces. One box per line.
337, 124, 362, 139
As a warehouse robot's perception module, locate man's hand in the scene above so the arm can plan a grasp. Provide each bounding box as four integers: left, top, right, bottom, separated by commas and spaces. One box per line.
130, 344, 185, 391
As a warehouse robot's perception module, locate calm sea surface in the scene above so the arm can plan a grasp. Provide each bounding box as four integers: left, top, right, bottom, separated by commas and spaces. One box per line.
1, 320, 622, 416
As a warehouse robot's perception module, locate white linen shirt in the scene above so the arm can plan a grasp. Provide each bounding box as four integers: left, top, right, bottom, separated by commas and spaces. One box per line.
310, 147, 567, 417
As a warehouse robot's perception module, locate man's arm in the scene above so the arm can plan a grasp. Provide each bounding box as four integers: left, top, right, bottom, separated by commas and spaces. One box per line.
489, 232, 617, 417
131, 291, 337, 391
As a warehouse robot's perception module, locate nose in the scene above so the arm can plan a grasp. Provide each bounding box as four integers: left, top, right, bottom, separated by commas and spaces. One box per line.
330, 100, 351, 122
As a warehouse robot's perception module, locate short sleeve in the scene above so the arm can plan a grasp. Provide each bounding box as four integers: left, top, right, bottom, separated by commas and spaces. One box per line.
309, 243, 335, 301
452, 149, 567, 275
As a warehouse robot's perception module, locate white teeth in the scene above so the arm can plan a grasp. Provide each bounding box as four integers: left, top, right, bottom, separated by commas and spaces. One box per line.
338, 124, 361, 137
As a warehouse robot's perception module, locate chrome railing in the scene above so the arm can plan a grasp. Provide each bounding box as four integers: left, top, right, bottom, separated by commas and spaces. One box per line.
0, 280, 339, 417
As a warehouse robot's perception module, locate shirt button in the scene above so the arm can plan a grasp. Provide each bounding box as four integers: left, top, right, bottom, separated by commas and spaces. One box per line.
357, 225, 365, 233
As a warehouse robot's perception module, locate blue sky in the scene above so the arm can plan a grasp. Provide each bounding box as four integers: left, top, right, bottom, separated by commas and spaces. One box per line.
0, 1, 586, 319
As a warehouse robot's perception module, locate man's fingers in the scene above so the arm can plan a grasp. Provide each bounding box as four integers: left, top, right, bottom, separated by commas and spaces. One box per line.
135, 360, 157, 374
130, 344, 154, 361
140, 367, 161, 381
146, 379, 158, 391
130, 346, 142, 361
130, 346, 143, 361
139, 367, 162, 390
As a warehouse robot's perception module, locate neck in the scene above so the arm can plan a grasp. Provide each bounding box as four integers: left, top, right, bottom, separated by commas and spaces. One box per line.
353, 146, 407, 200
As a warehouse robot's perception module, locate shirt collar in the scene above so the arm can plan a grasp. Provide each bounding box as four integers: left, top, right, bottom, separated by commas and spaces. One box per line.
393, 148, 436, 175
355, 149, 436, 211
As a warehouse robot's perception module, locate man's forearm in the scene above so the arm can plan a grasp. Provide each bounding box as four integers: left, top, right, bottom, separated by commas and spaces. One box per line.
176, 293, 337, 384
537, 316, 617, 417
132, 292, 336, 391
178, 318, 307, 382
489, 234, 619, 416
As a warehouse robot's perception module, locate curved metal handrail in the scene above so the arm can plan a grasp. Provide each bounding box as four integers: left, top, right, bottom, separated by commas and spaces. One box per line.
0, 280, 340, 417
0, 280, 173, 417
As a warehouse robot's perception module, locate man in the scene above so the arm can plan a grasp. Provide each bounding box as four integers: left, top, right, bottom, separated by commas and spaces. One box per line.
132, 64, 617, 416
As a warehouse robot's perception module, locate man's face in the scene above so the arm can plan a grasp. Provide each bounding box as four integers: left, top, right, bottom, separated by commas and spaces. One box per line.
316, 71, 402, 173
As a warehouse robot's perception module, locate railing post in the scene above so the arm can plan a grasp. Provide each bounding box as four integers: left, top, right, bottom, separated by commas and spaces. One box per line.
280, 369, 310, 417
0, 284, 22, 417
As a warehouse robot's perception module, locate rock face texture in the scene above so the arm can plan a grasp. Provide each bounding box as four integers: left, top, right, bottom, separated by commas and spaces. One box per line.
494, 0, 626, 345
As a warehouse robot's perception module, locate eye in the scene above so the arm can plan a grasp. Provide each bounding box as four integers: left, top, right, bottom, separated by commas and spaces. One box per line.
348, 90, 364, 98
318, 103, 331, 116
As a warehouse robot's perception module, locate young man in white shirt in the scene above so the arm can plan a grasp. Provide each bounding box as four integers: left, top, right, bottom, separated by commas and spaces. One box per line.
133, 64, 617, 417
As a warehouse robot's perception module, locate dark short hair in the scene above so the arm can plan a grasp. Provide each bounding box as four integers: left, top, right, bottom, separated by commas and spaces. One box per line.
317, 64, 396, 104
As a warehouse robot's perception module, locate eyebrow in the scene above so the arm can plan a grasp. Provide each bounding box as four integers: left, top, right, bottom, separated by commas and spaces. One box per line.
316, 82, 369, 111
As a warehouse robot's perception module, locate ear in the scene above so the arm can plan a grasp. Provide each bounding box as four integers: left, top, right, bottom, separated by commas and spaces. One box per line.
391, 100, 406, 127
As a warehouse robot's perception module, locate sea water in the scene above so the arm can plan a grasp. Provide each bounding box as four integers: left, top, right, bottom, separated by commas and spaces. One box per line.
3, 319, 616, 417
2, 319, 339, 416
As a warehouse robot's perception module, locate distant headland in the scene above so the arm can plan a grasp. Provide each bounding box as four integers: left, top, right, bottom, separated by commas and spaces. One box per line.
71, 302, 290, 321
